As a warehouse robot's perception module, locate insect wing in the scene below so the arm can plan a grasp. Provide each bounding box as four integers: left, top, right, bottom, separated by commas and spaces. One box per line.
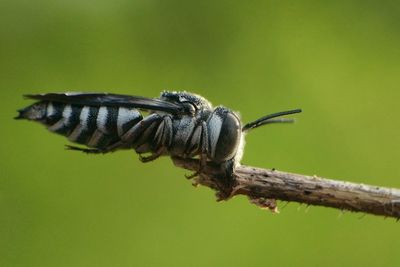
25, 93, 185, 114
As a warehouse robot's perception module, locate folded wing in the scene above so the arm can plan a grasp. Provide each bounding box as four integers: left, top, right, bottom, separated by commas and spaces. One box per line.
25, 92, 185, 114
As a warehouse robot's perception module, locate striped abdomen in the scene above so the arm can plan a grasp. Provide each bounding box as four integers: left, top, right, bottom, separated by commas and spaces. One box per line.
17, 101, 143, 149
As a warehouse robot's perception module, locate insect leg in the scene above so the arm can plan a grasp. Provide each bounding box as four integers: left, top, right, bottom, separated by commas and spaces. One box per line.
139, 115, 173, 163
185, 121, 208, 179
139, 152, 161, 162
103, 113, 161, 152
199, 121, 209, 170
221, 158, 235, 181
65, 145, 107, 154
184, 124, 202, 157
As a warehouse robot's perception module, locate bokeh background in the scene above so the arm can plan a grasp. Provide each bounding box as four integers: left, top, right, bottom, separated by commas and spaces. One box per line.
1, 1, 400, 266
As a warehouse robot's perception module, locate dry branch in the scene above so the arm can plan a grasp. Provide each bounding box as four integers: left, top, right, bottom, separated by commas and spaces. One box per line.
172, 157, 400, 219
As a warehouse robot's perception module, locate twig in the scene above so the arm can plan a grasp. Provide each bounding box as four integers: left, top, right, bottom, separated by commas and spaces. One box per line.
172, 157, 400, 219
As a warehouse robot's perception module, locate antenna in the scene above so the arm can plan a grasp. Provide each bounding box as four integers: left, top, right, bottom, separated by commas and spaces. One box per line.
242, 109, 302, 132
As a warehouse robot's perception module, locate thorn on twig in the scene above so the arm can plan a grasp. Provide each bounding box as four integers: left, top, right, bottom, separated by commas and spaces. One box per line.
305, 205, 311, 213
280, 201, 290, 210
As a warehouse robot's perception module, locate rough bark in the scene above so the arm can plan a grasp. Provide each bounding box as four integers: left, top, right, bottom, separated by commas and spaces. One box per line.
172, 157, 400, 219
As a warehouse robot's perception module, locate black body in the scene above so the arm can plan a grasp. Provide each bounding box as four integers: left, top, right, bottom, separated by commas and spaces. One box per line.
16, 91, 301, 177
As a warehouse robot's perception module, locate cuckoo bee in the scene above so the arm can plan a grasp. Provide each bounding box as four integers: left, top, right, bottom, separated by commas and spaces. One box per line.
16, 91, 301, 178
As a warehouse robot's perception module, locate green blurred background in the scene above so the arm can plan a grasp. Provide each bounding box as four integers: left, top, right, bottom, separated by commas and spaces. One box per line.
1, 1, 400, 266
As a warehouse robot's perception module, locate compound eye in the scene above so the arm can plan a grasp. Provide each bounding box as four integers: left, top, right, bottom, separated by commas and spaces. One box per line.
213, 111, 241, 162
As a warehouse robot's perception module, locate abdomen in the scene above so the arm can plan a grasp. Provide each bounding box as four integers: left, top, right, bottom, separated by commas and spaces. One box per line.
18, 101, 143, 149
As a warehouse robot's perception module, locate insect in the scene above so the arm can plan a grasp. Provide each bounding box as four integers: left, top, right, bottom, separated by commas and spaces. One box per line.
16, 91, 301, 178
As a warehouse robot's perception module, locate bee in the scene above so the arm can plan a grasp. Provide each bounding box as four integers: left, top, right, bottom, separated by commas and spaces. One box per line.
15, 91, 301, 178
